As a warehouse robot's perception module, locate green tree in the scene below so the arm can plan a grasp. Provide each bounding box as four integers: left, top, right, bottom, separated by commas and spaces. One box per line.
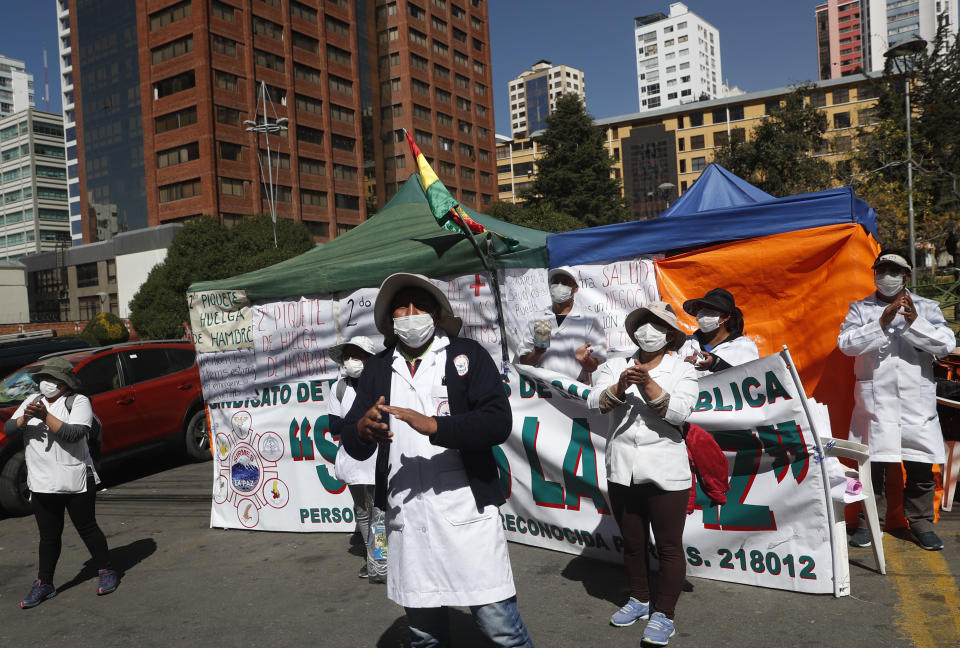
522, 93, 630, 227
129, 215, 314, 339
713, 84, 833, 196
81, 312, 130, 346
485, 200, 582, 233
855, 24, 960, 249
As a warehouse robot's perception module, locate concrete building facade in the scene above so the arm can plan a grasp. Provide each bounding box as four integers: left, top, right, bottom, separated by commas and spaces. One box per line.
497, 75, 879, 220
0, 109, 72, 260
507, 60, 584, 138
0, 56, 34, 118
634, 2, 722, 113
57, 0, 496, 244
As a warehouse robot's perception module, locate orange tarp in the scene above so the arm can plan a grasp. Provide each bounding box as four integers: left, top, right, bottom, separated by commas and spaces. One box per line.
656, 222, 943, 526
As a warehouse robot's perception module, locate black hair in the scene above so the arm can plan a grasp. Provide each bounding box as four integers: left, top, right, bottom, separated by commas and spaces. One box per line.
725, 307, 745, 335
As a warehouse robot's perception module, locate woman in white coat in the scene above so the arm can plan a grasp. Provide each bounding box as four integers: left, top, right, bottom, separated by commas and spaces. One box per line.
838, 251, 956, 551
5, 357, 118, 608
677, 288, 759, 376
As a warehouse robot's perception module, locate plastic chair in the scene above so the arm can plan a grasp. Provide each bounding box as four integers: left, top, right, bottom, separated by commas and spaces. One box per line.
825, 438, 886, 575
937, 396, 960, 512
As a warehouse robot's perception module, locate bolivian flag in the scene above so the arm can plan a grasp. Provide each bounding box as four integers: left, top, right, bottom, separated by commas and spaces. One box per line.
403, 129, 487, 237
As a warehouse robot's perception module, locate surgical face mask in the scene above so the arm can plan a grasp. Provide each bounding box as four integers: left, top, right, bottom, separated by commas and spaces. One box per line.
696, 309, 723, 333
394, 313, 436, 348
38, 380, 61, 398
343, 359, 364, 378
634, 322, 668, 352
874, 271, 905, 297
549, 283, 574, 304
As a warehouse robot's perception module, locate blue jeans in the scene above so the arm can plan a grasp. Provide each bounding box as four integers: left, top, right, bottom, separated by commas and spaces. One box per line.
405, 595, 534, 648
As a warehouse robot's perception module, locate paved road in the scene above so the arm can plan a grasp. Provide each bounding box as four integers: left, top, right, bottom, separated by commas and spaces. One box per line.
1, 457, 958, 647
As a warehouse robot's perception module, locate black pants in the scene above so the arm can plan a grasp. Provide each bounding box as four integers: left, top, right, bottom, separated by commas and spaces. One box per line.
608, 482, 689, 620
866, 461, 936, 535
32, 473, 110, 584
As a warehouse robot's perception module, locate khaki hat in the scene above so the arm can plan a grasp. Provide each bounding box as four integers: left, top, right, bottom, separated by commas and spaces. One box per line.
32, 356, 81, 391
329, 336, 379, 364
624, 301, 686, 351
374, 273, 462, 345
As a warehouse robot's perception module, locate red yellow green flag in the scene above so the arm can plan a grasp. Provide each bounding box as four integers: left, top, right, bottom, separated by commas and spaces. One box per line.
403, 129, 486, 236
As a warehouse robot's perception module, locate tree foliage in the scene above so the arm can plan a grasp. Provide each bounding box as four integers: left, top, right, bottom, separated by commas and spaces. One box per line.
129, 215, 314, 339
713, 84, 833, 196
82, 312, 130, 346
522, 93, 630, 227
485, 200, 582, 233
855, 24, 960, 249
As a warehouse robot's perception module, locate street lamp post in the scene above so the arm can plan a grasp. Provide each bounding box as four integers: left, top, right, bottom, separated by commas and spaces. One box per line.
884, 35, 927, 288
244, 81, 288, 248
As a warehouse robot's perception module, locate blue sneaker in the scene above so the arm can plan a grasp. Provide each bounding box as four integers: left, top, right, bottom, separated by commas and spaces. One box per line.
610, 598, 650, 627
642, 612, 676, 646
97, 569, 119, 596
20, 579, 56, 609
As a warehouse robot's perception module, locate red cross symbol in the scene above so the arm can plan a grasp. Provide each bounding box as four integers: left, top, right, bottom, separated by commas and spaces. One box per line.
470, 273, 486, 297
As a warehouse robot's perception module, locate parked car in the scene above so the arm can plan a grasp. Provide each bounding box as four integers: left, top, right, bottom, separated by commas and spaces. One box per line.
0, 340, 210, 514
0, 329, 89, 379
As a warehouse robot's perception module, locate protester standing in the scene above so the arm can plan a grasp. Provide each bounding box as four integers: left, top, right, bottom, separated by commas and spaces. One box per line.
838, 251, 956, 551
677, 288, 758, 376
341, 273, 534, 648
329, 335, 386, 583
5, 357, 118, 609
588, 302, 698, 645
517, 266, 606, 383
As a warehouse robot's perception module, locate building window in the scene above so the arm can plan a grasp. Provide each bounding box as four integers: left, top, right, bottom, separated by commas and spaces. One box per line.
212, 35, 239, 58
154, 70, 196, 99
291, 1, 318, 23
215, 105, 241, 126
301, 189, 327, 207
215, 70, 239, 92
258, 150, 290, 169
299, 157, 326, 176
157, 142, 200, 168
297, 125, 324, 145
33, 121, 64, 137
295, 93, 322, 114
691, 156, 706, 172
809, 91, 826, 108
690, 134, 705, 149
335, 194, 360, 210
35, 143, 66, 159
333, 164, 358, 180
292, 31, 319, 54
436, 111, 452, 127
218, 141, 244, 161
152, 35, 194, 64
149, 0, 191, 30
158, 178, 201, 203
412, 78, 430, 95
434, 63, 450, 80
331, 134, 356, 152
36, 165, 67, 179
436, 88, 451, 104
728, 105, 744, 120
220, 177, 246, 197
294, 64, 322, 85
76, 262, 99, 288
833, 112, 851, 129
254, 49, 285, 72
253, 16, 284, 40
414, 129, 433, 147
211, 0, 236, 22
329, 75, 353, 95
155, 106, 198, 134
413, 103, 431, 121
327, 44, 350, 65
325, 16, 351, 37
832, 87, 849, 104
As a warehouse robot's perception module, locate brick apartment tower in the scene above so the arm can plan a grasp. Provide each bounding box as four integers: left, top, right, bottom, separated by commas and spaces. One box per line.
62, 0, 496, 243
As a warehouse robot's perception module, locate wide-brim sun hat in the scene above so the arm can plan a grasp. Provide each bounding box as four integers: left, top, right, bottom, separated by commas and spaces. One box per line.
682, 287, 737, 316
624, 301, 686, 351
374, 273, 463, 345
329, 336, 379, 365
32, 356, 80, 391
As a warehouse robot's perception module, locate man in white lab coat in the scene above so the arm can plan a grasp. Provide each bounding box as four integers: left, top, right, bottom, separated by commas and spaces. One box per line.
341, 273, 534, 648
838, 251, 956, 551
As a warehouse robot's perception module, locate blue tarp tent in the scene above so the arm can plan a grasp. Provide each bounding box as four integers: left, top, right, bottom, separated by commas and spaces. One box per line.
659, 163, 774, 217
547, 163, 879, 267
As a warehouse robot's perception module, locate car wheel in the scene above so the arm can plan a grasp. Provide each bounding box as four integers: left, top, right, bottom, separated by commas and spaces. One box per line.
184, 409, 212, 462
0, 450, 32, 515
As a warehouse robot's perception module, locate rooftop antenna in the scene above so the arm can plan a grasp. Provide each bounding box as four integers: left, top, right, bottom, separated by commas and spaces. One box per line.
43, 49, 50, 111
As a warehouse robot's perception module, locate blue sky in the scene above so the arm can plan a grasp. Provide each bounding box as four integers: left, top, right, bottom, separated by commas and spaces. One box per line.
3, 1, 817, 133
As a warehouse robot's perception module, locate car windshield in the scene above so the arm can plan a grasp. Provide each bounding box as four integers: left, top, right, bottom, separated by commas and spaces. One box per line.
0, 364, 45, 407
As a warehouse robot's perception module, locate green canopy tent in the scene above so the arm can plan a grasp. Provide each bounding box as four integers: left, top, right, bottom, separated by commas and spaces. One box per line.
190, 174, 549, 300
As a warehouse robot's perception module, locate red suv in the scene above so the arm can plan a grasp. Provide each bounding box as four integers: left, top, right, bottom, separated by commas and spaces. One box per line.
0, 340, 209, 514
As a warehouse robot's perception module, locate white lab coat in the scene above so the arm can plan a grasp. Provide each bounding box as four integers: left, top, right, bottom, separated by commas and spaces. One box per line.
677, 333, 760, 378
516, 298, 606, 382
383, 334, 516, 608
331, 377, 377, 485
838, 291, 956, 463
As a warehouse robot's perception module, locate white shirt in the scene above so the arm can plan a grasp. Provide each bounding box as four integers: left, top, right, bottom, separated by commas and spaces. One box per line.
384, 333, 516, 608
838, 291, 956, 463
331, 377, 377, 485
13, 392, 97, 494
677, 333, 760, 378
517, 298, 607, 383
588, 353, 698, 491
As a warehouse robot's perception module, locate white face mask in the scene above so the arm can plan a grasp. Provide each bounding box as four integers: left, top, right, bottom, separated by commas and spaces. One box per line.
696, 310, 722, 333
634, 322, 669, 352
874, 272, 905, 297
342, 359, 364, 378
39, 380, 61, 398
549, 283, 574, 304
394, 313, 436, 348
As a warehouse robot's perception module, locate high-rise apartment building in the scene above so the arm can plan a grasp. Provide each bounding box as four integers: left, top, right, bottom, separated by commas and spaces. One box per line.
0, 109, 72, 260
507, 60, 584, 138
817, 1, 958, 79
634, 2, 721, 113
57, 0, 496, 244
0, 56, 35, 118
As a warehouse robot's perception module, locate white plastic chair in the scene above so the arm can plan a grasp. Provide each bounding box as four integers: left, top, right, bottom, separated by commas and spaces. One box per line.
936, 396, 960, 512
825, 438, 886, 575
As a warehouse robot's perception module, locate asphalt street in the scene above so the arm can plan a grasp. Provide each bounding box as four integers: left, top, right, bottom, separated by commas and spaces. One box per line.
1, 455, 958, 648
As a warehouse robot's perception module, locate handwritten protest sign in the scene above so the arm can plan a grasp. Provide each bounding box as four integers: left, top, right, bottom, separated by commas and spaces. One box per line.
188, 290, 253, 353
